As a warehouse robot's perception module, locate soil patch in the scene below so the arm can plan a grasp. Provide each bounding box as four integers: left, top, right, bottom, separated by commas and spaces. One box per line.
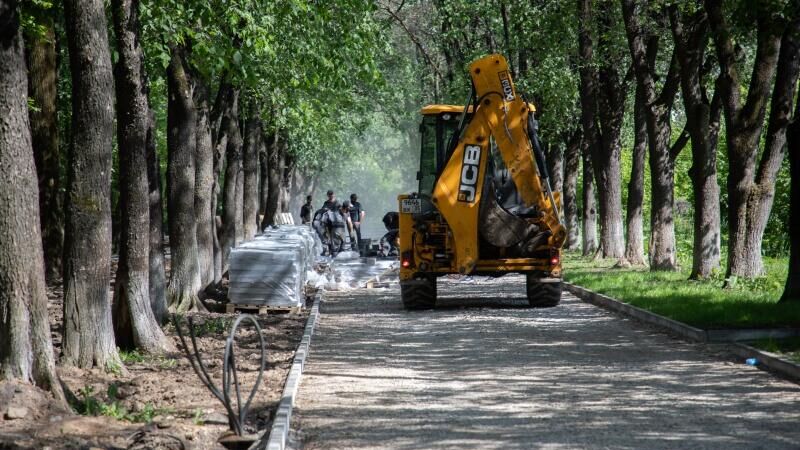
0, 260, 308, 450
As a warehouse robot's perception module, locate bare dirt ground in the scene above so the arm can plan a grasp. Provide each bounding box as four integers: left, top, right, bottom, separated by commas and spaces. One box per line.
293, 275, 800, 449
0, 273, 308, 450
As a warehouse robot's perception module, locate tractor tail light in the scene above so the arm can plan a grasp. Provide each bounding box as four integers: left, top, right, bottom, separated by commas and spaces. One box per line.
550, 255, 560, 266
401, 251, 414, 268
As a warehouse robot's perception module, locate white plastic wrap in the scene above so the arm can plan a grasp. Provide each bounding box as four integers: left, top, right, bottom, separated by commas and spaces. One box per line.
228, 236, 308, 307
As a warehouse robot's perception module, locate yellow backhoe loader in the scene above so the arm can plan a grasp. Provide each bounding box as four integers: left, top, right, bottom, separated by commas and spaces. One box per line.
397, 54, 565, 309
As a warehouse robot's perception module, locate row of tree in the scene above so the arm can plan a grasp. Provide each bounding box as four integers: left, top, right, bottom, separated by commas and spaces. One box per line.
0, 0, 386, 402
387, 0, 798, 296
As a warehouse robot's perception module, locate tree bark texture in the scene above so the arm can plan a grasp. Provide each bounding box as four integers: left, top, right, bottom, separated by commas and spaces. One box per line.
220, 88, 242, 272
243, 114, 261, 239
25, 16, 63, 283
669, 7, 722, 279
563, 129, 581, 250
592, 3, 628, 259
780, 88, 800, 303
166, 47, 203, 312
62, 0, 120, 369
262, 131, 283, 229
546, 142, 564, 198
110, 0, 171, 353
624, 85, 647, 266
622, 0, 682, 271
281, 152, 295, 214
193, 81, 215, 288
258, 138, 269, 223
705, 0, 788, 278
0, 1, 64, 401
582, 142, 598, 256
577, 0, 597, 256
146, 109, 167, 324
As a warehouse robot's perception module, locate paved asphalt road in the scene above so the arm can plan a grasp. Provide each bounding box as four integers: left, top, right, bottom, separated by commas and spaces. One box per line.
292, 275, 800, 449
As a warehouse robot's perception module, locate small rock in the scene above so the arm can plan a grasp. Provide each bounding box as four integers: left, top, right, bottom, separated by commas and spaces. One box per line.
202, 412, 228, 425
116, 385, 137, 399
49, 415, 63, 423
185, 433, 194, 441
156, 421, 172, 429
13, 387, 23, 393
4, 406, 28, 420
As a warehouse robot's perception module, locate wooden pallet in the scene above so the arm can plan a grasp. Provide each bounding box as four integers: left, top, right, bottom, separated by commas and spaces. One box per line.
225, 303, 303, 315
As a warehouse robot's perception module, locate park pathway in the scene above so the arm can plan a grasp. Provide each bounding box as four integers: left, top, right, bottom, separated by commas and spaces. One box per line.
292, 275, 800, 449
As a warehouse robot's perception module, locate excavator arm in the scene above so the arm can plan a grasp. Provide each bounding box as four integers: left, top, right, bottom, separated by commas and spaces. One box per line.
430, 54, 565, 274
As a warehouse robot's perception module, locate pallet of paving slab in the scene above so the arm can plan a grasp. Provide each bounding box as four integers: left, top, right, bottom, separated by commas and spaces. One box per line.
225, 303, 303, 315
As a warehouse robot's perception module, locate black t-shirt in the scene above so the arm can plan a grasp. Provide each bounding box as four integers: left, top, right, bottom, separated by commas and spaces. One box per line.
323, 199, 338, 210
300, 203, 313, 222
349, 201, 363, 223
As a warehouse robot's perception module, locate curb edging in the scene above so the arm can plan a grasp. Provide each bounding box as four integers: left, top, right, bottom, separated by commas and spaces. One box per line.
563, 282, 800, 381
250, 294, 321, 450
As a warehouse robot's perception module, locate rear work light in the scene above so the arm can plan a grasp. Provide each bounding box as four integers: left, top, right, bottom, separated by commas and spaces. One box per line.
550, 255, 560, 266
401, 251, 414, 268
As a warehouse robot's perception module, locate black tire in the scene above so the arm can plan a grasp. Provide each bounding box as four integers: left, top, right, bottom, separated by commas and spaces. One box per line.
400, 277, 437, 310
526, 275, 562, 307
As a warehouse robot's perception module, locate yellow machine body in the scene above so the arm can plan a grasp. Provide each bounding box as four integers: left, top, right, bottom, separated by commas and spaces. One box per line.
398, 54, 564, 284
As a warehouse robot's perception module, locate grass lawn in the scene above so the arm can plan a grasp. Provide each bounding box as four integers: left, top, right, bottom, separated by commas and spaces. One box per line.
563, 254, 800, 329
751, 337, 800, 364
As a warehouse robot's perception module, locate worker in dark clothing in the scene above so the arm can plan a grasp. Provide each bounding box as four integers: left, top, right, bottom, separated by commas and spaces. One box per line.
349, 193, 365, 244
322, 190, 337, 210
321, 201, 349, 256
300, 195, 313, 224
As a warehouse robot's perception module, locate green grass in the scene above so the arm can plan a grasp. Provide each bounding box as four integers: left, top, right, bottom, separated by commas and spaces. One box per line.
74, 384, 171, 423
563, 254, 800, 329
751, 337, 800, 364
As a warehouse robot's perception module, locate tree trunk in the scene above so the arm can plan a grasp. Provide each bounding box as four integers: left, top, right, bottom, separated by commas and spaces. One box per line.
0, 1, 65, 402
621, 0, 682, 271
669, 6, 722, 279
624, 85, 647, 266
25, 15, 63, 283
281, 151, 295, 214
146, 109, 167, 324
705, 0, 786, 279
110, 0, 172, 353
262, 131, 283, 228
220, 89, 242, 272
62, 0, 120, 369
243, 113, 261, 239
258, 137, 269, 223
780, 88, 800, 303
193, 80, 215, 288
593, 4, 628, 259
166, 47, 203, 312
547, 142, 564, 196
563, 129, 581, 250
582, 142, 597, 256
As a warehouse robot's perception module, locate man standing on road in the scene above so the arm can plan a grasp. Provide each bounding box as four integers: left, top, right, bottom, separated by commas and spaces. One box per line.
349, 193, 365, 245
323, 190, 337, 210
300, 195, 313, 224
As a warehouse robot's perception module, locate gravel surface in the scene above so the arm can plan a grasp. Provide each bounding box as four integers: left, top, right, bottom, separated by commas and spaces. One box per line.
293, 275, 800, 449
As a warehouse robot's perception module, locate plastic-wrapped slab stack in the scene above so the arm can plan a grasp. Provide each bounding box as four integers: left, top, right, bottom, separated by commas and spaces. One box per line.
229, 235, 308, 308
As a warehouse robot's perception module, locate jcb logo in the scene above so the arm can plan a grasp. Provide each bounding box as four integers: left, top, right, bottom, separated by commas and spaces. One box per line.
499, 71, 515, 101
458, 145, 481, 203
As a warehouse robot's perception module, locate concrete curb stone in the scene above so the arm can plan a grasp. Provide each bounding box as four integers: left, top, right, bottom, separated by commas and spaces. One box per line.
563, 282, 800, 381
250, 294, 321, 450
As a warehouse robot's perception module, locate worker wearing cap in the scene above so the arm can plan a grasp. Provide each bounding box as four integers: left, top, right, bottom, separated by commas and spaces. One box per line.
300, 195, 313, 224
322, 190, 337, 210
349, 193, 365, 244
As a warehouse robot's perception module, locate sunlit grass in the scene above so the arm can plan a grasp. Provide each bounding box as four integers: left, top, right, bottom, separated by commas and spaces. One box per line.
563, 254, 800, 329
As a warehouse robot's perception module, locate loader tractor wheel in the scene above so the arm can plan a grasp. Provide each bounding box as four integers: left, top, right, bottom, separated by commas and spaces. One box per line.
400, 276, 437, 310
526, 275, 562, 307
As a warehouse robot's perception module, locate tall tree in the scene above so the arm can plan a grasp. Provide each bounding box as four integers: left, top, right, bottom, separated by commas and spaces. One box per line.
0, 0, 65, 402
110, 0, 172, 352
220, 87, 242, 271
577, 0, 599, 256
780, 83, 800, 303
166, 46, 203, 312
243, 109, 261, 239
146, 110, 167, 324
669, 5, 723, 279
24, 6, 62, 283
622, 0, 682, 271
262, 131, 284, 229
62, 0, 120, 369
623, 85, 647, 266
194, 81, 215, 288
705, 0, 789, 278
563, 129, 582, 251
